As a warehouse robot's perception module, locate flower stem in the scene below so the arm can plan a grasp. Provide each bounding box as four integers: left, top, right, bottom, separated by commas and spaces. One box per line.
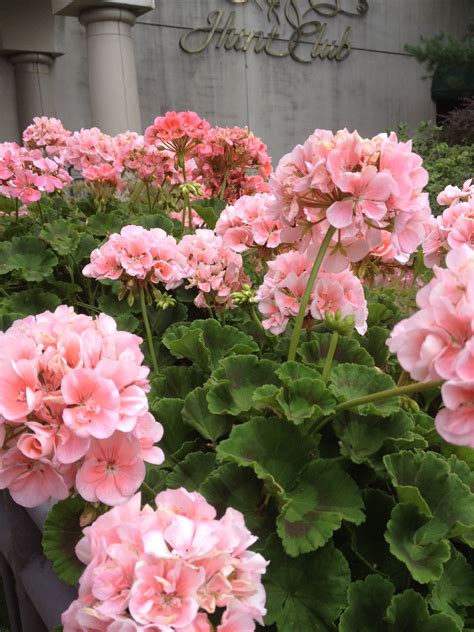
287, 226, 336, 362
145, 182, 152, 213
322, 331, 339, 384
219, 170, 228, 200
139, 286, 158, 373
335, 380, 443, 413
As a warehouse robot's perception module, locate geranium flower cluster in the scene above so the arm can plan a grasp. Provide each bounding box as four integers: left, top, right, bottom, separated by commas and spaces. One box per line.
83, 225, 187, 290
215, 193, 283, 256
0, 306, 164, 508
22, 116, 71, 156
84, 226, 249, 311
62, 489, 268, 632
388, 245, 474, 447
195, 126, 272, 203
178, 229, 250, 309
114, 131, 174, 186
423, 180, 474, 267
144, 110, 210, 160
0, 141, 72, 205
256, 250, 368, 335
270, 129, 431, 271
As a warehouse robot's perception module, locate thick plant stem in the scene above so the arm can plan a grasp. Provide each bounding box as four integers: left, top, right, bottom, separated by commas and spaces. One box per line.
322, 331, 339, 384
219, 170, 228, 200
287, 226, 336, 362
139, 286, 158, 373
335, 380, 443, 413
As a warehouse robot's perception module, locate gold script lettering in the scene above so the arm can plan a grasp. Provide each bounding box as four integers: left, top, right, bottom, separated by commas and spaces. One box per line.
179, 10, 223, 54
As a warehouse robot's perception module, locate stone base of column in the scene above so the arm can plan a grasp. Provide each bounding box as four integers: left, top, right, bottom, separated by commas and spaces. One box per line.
9, 53, 56, 132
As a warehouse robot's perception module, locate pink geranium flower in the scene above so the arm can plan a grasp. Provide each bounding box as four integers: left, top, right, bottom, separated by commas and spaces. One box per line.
62, 369, 121, 439
76, 434, 145, 506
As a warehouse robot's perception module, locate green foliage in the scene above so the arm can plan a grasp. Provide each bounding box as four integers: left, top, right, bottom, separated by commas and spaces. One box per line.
4, 181, 472, 631
42, 496, 87, 585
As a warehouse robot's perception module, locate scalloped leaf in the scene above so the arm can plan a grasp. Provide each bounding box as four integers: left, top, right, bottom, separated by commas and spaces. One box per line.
385, 503, 451, 584
384, 450, 474, 544
40, 219, 80, 256
151, 366, 205, 401
330, 363, 399, 416
163, 319, 258, 373
277, 459, 364, 556
182, 386, 234, 443
200, 463, 269, 533
166, 452, 216, 491
216, 416, 316, 497
86, 211, 127, 236
351, 489, 408, 588
0, 236, 58, 281
264, 536, 350, 630
42, 496, 86, 586
334, 410, 422, 465
7, 288, 61, 316
299, 333, 374, 368
207, 355, 279, 416
275, 377, 336, 425
151, 397, 196, 460
386, 589, 460, 631
339, 574, 395, 632
429, 547, 474, 628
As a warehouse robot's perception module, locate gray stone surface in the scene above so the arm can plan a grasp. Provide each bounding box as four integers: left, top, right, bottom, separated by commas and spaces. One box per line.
0, 0, 472, 159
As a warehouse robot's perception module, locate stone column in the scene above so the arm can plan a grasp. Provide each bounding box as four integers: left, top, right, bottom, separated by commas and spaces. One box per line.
79, 7, 142, 134
9, 53, 57, 132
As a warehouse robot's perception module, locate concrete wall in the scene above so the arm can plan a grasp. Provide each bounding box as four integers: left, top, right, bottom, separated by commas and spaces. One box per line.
0, 0, 472, 159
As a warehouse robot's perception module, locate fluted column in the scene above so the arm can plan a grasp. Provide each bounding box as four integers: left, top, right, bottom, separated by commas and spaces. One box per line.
79, 7, 142, 134
9, 53, 56, 132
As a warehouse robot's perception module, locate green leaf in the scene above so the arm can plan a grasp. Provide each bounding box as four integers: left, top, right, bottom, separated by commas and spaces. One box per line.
386, 589, 460, 631
275, 361, 322, 383
264, 536, 350, 630
0, 236, 58, 281
385, 503, 451, 584
276, 377, 336, 425
164, 320, 259, 373
166, 452, 216, 491
200, 463, 269, 533
7, 288, 61, 316
330, 363, 399, 417
86, 211, 127, 236
151, 398, 196, 459
216, 416, 316, 497
334, 410, 422, 465
182, 386, 234, 443
208, 355, 280, 416
356, 326, 390, 367
384, 450, 474, 544
40, 219, 80, 255
134, 213, 174, 232
339, 574, 395, 632
72, 232, 99, 262
429, 547, 474, 627
351, 489, 408, 587
192, 198, 226, 229
299, 333, 374, 368
367, 302, 394, 326
42, 496, 86, 585
151, 366, 205, 400
276, 458, 364, 556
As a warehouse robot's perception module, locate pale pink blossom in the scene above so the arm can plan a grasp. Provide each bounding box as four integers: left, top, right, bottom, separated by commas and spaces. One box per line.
0, 307, 162, 507
76, 434, 145, 506
62, 489, 267, 631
